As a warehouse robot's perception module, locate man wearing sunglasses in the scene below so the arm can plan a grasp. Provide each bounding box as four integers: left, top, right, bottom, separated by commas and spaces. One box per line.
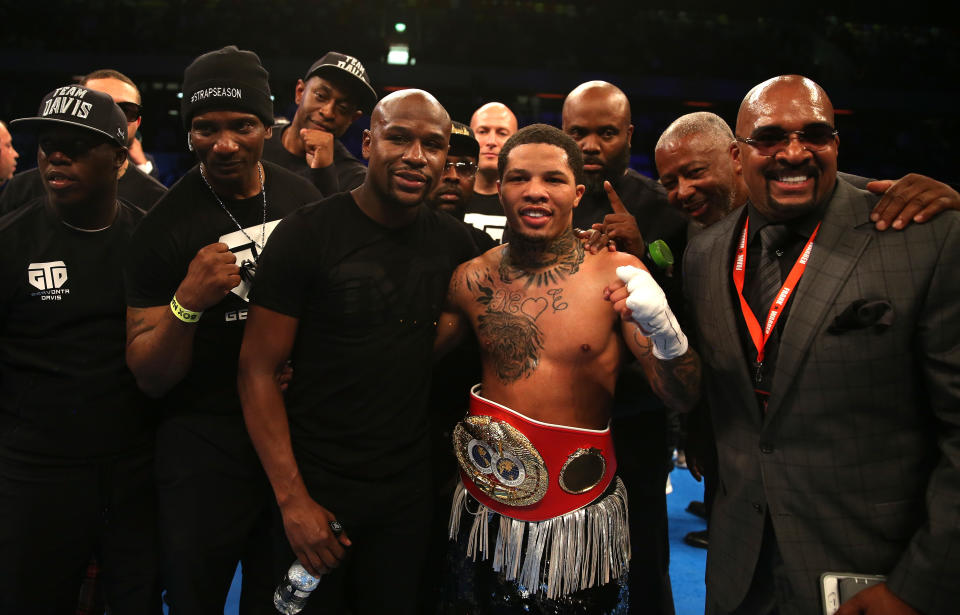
654, 110, 960, 567
683, 75, 960, 615
425, 121, 496, 252
0, 85, 161, 613
0, 69, 167, 215
83, 69, 161, 180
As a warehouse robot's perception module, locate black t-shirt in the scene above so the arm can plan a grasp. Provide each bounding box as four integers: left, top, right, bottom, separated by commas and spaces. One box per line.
249, 193, 477, 496
124, 161, 322, 419
0, 198, 155, 459
261, 124, 367, 196
0, 165, 167, 216
463, 191, 506, 243
467, 222, 497, 253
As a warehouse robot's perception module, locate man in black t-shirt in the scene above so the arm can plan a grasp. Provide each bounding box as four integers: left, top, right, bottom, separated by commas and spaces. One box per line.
0, 157, 165, 216
561, 80, 690, 615
426, 120, 496, 253
0, 86, 160, 613
239, 89, 476, 614
0, 70, 167, 215
124, 46, 321, 615
261, 51, 376, 196
462, 102, 518, 242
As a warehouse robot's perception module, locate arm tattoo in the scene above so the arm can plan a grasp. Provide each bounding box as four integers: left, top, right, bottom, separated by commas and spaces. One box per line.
126, 307, 157, 344
633, 327, 700, 409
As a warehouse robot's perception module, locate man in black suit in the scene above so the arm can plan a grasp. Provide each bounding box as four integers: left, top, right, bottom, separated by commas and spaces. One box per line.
683, 75, 959, 615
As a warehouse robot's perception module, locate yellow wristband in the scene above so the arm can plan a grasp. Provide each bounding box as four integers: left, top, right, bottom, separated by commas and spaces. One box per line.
170, 295, 202, 323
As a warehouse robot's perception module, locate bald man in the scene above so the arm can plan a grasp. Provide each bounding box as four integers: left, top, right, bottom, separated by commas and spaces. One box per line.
0, 121, 18, 188
684, 75, 960, 615
562, 79, 691, 615
239, 89, 478, 614
656, 111, 960, 235
463, 102, 518, 241
562, 81, 687, 259
655, 111, 960, 556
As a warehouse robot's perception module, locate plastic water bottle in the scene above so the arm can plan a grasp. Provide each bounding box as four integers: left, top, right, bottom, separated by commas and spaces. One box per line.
273, 561, 320, 614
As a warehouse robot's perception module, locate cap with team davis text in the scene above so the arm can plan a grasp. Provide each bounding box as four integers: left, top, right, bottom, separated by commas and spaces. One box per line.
304, 52, 378, 114
10, 85, 127, 148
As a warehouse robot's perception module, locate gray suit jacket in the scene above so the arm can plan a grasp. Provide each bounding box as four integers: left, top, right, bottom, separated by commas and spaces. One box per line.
684, 178, 960, 614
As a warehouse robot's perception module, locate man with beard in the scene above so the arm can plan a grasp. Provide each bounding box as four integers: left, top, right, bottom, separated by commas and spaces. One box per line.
238, 89, 478, 614
656, 111, 960, 235
463, 102, 518, 242
435, 124, 700, 614
261, 51, 376, 196
124, 46, 321, 614
0, 69, 167, 215
426, 121, 496, 252
654, 110, 960, 554
684, 75, 959, 615
562, 79, 689, 614
563, 81, 687, 260
0, 86, 160, 613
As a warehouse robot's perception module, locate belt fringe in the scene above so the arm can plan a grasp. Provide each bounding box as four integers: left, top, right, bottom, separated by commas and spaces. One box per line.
448, 477, 630, 599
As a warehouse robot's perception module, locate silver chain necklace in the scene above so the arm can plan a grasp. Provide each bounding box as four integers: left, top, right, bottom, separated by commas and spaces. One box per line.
199, 161, 267, 255
61, 201, 119, 233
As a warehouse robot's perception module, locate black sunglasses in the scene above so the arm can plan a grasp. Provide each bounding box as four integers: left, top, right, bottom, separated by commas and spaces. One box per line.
735, 124, 838, 157
116, 102, 141, 123
39, 135, 103, 158
444, 159, 478, 178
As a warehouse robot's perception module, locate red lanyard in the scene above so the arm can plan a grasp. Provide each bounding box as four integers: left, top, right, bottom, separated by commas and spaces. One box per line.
732, 216, 820, 367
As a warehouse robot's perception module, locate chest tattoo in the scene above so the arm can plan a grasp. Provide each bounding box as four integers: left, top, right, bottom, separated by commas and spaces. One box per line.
467, 265, 570, 384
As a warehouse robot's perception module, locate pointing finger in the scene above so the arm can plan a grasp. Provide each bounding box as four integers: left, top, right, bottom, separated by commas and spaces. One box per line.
604, 180, 629, 215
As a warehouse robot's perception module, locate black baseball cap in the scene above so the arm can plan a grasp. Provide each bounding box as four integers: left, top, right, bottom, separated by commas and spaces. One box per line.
449, 121, 479, 158
11, 85, 127, 147
304, 52, 378, 114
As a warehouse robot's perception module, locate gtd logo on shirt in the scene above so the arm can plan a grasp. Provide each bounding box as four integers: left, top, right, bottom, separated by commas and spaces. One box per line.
28, 260, 70, 300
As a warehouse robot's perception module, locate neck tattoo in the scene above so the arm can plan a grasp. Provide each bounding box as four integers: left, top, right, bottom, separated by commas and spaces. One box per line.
498, 229, 585, 288
199, 161, 267, 256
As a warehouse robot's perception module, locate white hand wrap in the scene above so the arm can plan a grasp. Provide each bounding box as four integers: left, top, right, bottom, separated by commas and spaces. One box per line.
616, 265, 688, 360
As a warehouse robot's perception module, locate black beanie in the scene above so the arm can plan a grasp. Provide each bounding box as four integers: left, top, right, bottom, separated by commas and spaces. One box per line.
180, 45, 273, 129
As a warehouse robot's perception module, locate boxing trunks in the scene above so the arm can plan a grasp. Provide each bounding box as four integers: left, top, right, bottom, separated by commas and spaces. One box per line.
449, 385, 630, 599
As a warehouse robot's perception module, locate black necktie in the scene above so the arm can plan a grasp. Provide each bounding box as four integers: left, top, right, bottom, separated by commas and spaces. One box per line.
748, 224, 791, 322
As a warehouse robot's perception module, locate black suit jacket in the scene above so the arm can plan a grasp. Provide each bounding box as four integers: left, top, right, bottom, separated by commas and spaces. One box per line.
684, 178, 960, 614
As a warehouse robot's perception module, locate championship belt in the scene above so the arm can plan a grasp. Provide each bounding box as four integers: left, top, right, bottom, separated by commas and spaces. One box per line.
452, 384, 616, 522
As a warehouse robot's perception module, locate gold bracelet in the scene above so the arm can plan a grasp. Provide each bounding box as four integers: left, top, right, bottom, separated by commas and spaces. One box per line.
170, 295, 202, 323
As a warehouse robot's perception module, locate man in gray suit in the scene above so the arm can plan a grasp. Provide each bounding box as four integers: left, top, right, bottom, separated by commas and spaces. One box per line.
683, 75, 959, 615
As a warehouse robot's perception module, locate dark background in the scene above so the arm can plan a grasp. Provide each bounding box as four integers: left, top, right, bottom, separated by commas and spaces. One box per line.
2, 2, 957, 188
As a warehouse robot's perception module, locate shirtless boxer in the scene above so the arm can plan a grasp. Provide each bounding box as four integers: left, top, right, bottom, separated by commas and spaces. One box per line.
435, 124, 700, 613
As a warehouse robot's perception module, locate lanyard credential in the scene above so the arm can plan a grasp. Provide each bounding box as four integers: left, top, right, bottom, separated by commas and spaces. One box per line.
732, 216, 820, 392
